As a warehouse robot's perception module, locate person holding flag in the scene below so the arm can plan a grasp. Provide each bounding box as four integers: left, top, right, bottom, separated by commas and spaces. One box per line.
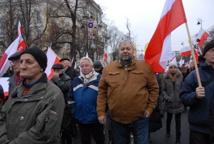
180, 39, 214, 144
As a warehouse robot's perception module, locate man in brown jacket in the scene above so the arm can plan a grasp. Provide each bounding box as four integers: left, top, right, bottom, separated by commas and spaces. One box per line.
97, 40, 159, 144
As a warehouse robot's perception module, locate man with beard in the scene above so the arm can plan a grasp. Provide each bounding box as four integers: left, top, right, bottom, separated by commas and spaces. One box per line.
97, 40, 159, 144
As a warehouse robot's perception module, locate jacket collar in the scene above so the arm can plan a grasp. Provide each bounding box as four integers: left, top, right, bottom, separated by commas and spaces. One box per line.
200, 61, 214, 72
116, 59, 137, 71
12, 74, 48, 98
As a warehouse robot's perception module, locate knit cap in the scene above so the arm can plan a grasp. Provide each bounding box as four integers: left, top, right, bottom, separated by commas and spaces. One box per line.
203, 39, 214, 56
21, 46, 47, 71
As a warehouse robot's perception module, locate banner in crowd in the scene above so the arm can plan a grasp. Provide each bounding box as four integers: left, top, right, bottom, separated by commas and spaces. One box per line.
145, 0, 187, 73
0, 22, 27, 76
45, 47, 60, 80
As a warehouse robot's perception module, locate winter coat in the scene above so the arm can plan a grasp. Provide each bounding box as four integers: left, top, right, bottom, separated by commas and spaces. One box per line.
97, 60, 159, 124
180, 62, 214, 134
51, 72, 71, 103
65, 67, 78, 80
8, 73, 22, 94
71, 72, 101, 124
0, 74, 65, 144
51, 72, 75, 134
162, 70, 184, 114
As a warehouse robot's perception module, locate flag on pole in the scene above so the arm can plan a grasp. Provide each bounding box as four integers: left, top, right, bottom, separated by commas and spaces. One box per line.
0, 22, 27, 76
45, 47, 61, 80
180, 46, 191, 57
196, 29, 209, 48
145, 0, 186, 73
17, 21, 27, 52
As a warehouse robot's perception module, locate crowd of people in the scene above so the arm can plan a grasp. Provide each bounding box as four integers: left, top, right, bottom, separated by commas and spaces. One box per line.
0, 38, 214, 144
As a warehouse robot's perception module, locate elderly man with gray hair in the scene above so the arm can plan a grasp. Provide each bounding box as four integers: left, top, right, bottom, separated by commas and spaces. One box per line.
97, 40, 159, 144
0, 47, 65, 144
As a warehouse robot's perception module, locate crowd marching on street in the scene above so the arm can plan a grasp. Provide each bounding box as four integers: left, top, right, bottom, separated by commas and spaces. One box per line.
0, 38, 214, 144
0, 0, 214, 144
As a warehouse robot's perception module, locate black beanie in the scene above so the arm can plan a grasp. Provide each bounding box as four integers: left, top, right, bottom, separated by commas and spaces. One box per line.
203, 39, 214, 56
21, 47, 47, 71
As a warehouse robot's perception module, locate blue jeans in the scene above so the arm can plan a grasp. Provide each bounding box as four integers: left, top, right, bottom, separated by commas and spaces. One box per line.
111, 117, 149, 144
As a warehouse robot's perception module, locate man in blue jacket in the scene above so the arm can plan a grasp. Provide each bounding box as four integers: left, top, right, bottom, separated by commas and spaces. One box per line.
180, 39, 214, 144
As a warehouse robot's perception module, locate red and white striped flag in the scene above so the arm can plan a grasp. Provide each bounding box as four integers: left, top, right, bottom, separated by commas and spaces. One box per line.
45, 47, 60, 80
0, 22, 27, 76
145, 0, 186, 73
180, 46, 191, 57
196, 29, 209, 48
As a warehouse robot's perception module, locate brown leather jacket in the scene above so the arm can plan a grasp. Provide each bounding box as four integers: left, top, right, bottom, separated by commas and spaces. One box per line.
97, 60, 159, 124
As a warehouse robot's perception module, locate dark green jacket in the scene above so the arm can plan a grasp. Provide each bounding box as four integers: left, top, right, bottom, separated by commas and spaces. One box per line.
0, 78, 65, 144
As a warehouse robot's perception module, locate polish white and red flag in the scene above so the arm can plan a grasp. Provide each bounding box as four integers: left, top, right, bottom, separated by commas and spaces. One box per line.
0, 21, 27, 76
0, 77, 9, 96
180, 46, 191, 57
145, 0, 186, 73
196, 29, 209, 48
45, 47, 60, 80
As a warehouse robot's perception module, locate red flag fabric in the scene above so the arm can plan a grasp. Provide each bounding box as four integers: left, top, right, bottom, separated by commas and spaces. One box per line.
45, 47, 61, 80
197, 30, 209, 48
180, 46, 191, 57
145, 0, 186, 73
103, 50, 108, 63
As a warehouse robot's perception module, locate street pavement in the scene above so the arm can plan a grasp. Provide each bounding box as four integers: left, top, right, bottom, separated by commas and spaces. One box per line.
72, 111, 189, 144
150, 111, 189, 144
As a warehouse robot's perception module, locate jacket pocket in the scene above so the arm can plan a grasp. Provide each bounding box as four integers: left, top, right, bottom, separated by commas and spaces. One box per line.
43, 110, 59, 141
107, 72, 120, 86
131, 70, 146, 84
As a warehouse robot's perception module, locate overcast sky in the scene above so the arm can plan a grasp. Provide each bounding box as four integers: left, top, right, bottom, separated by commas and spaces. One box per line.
94, 0, 214, 52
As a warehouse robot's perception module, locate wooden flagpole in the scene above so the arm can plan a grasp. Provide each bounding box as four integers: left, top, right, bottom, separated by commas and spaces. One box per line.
185, 23, 202, 87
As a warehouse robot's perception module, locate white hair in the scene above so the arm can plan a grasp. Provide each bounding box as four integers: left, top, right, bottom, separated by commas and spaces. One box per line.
79, 57, 93, 66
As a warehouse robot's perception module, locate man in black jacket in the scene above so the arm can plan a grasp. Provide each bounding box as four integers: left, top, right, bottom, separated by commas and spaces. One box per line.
180, 39, 214, 144
60, 58, 78, 80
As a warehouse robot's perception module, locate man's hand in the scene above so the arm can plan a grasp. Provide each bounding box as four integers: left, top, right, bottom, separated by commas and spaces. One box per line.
196, 86, 205, 99
98, 115, 106, 124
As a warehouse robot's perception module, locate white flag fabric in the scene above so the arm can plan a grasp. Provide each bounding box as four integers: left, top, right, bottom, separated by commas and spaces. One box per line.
0, 22, 27, 76
0, 36, 23, 76
45, 47, 60, 80
145, 0, 186, 72
0, 77, 9, 96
